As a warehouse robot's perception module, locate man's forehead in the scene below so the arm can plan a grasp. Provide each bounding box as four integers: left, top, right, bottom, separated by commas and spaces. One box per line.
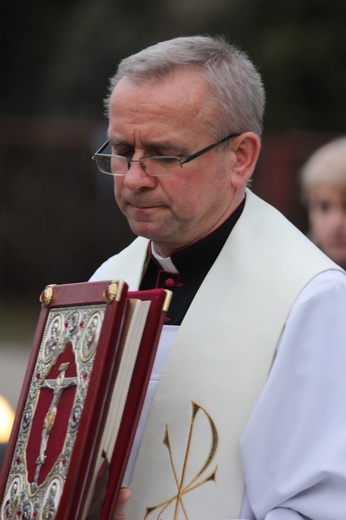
110, 71, 210, 107
108, 74, 211, 149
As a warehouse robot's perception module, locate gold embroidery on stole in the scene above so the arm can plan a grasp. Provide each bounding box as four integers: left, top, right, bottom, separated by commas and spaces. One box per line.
144, 401, 219, 520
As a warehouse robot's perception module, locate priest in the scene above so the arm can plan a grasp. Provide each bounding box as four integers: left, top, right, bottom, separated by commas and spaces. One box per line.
90, 35, 346, 519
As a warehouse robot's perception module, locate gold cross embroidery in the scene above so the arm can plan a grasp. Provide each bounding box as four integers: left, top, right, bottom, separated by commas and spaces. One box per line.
144, 402, 219, 520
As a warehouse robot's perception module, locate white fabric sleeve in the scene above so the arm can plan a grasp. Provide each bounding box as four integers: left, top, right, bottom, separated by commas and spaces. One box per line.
264, 510, 306, 520
240, 270, 346, 520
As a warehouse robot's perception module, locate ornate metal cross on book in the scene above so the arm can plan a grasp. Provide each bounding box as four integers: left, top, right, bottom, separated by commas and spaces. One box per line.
34, 362, 77, 486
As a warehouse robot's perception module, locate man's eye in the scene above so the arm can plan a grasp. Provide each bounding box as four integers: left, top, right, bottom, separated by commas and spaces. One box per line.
115, 150, 134, 159
158, 156, 180, 165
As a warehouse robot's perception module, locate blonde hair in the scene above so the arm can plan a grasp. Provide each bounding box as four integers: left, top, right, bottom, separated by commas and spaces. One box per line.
300, 137, 346, 202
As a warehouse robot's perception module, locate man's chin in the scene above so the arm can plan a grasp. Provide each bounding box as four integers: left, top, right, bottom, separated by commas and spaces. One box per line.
128, 222, 163, 241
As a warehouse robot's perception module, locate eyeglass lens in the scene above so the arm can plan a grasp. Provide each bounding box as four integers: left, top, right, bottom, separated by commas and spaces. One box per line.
94, 155, 182, 176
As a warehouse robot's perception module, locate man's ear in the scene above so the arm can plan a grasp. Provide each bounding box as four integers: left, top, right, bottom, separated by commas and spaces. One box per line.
229, 132, 261, 187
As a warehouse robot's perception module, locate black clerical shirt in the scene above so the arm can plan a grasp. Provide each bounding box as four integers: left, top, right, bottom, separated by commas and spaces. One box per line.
140, 199, 245, 325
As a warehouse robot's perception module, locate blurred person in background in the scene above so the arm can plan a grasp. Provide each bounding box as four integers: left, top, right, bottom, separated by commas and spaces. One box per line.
300, 137, 346, 269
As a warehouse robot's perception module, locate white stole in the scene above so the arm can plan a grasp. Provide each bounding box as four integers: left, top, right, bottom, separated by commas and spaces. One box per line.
91, 190, 339, 519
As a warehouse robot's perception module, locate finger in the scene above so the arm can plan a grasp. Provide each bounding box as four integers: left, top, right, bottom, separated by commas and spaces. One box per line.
114, 488, 132, 519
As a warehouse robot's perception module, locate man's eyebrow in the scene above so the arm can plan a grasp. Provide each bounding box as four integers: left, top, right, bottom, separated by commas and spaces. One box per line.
148, 141, 183, 153
108, 138, 129, 147
108, 138, 188, 154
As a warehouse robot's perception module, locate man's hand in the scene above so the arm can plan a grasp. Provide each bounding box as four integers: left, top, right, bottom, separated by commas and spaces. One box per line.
114, 487, 132, 519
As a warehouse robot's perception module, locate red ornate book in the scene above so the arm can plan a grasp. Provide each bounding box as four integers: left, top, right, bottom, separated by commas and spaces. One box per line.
0, 280, 171, 519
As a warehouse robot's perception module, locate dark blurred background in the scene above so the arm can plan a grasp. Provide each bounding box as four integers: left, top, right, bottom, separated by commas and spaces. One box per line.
1, 0, 346, 334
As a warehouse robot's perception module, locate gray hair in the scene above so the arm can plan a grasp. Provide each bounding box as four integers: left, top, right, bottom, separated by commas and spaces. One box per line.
104, 35, 265, 138
300, 137, 346, 202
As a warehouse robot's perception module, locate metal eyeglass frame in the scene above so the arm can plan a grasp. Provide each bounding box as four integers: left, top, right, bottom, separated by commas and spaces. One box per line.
92, 132, 241, 175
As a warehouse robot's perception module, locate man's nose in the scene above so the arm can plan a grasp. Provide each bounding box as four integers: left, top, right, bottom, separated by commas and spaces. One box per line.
123, 159, 155, 191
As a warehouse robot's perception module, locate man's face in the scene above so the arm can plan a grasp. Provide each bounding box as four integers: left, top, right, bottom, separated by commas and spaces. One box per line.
308, 183, 346, 267
107, 71, 241, 257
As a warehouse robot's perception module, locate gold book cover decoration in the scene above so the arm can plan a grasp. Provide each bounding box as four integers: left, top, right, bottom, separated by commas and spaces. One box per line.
0, 280, 171, 520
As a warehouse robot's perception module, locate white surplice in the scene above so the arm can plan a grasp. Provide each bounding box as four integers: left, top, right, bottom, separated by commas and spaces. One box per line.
240, 269, 346, 519
90, 189, 346, 519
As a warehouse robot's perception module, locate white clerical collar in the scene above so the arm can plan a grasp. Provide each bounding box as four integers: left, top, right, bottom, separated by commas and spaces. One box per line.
149, 194, 246, 276
150, 243, 179, 273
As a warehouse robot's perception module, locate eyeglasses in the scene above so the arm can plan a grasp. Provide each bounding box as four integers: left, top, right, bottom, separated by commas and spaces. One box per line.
92, 132, 241, 177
